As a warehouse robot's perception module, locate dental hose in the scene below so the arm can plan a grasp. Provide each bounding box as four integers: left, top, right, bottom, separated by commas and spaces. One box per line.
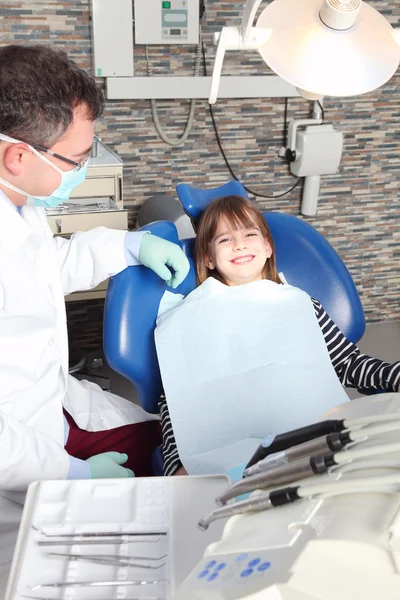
217, 422, 400, 505
199, 471, 400, 531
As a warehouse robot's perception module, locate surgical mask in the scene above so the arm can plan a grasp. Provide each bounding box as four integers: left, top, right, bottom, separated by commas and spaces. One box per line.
0, 133, 88, 208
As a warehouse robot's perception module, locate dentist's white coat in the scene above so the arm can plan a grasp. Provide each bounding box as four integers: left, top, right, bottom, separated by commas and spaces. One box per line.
0, 194, 156, 583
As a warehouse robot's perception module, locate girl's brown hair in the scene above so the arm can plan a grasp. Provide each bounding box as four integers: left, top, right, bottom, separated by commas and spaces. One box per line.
194, 195, 281, 286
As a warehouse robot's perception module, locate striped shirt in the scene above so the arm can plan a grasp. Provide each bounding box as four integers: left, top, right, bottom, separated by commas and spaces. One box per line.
159, 297, 400, 476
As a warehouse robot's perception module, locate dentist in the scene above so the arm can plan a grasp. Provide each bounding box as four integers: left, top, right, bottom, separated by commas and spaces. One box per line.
0, 43, 189, 576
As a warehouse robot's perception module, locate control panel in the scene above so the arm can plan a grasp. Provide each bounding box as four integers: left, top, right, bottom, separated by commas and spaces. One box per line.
134, 0, 200, 45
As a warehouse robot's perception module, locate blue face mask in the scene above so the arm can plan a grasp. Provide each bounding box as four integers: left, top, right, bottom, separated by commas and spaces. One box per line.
0, 133, 89, 209
26, 161, 88, 208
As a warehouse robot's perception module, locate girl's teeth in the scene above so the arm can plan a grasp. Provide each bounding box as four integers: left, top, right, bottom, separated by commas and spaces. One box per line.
233, 257, 253, 264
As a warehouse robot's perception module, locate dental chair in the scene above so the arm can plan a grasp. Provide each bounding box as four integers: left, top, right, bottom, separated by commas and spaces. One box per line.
103, 180, 366, 475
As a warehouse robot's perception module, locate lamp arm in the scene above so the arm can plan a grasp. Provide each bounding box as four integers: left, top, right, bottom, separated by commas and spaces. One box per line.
393, 29, 400, 48
287, 119, 323, 153
240, 0, 265, 45
208, 0, 272, 104
209, 27, 241, 104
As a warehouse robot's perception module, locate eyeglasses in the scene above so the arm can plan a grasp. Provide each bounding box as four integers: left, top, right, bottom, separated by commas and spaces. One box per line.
30, 142, 91, 171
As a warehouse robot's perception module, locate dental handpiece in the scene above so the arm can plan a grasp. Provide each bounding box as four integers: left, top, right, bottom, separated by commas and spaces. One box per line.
244, 430, 348, 477
221, 421, 400, 504
244, 413, 400, 472
244, 420, 347, 471
198, 492, 276, 531
217, 453, 336, 505
200, 470, 400, 531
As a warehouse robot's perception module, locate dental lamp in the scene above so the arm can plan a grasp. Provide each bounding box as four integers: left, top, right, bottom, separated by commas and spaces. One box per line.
209, 0, 400, 103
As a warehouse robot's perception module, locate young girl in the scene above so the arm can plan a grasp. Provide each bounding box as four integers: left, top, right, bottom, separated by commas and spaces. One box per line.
158, 195, 400, 476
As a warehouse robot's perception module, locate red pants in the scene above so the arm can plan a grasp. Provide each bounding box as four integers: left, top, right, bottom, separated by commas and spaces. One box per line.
64, 411, 162, 477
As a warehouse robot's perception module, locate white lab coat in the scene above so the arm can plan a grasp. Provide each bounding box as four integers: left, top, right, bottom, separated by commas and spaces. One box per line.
0, 195, 157, 579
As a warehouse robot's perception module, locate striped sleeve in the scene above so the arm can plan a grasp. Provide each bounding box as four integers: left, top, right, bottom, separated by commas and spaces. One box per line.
158, 395, 182, 476
311, 298, 400, 393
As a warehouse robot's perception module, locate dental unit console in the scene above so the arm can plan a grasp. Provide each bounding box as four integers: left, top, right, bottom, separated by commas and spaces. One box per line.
5, 393, 400, 600
176, 392, 400, 600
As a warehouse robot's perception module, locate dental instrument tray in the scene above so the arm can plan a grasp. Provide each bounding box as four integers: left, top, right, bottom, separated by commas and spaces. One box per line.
5, 475, 229, 600
45, 196, 121, 215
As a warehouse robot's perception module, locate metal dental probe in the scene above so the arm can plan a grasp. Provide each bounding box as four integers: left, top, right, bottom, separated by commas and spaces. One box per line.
30, 578, 165, 590
21, 596, 161, 600
37, 537, 165, 547
44, 552, 166, 568
32, 526, 167, 538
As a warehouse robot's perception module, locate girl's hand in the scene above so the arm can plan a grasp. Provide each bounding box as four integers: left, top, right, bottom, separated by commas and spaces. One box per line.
173, 466, 188, 476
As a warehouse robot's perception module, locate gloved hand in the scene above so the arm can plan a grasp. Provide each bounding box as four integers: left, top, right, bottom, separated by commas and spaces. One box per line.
139, 233, 190, 289
86, 452, 135, 479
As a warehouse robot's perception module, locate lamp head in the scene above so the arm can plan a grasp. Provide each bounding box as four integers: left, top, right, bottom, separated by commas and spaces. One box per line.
256, 0, 400, 98
319, 0, 361, 31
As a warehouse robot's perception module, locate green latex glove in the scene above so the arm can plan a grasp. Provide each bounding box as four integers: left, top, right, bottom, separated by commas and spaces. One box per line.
86, 452, 135, 479
139, 233, 190, 289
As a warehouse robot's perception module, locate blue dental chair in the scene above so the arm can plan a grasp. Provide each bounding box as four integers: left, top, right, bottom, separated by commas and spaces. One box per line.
103, 180, 366, 475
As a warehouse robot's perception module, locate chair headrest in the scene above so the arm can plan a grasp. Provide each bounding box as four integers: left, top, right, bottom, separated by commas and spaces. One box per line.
138, 219, 181, 247
176, 180, 248, 221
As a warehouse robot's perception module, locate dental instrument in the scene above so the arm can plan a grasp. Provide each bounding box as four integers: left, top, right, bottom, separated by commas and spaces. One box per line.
219, 435, 400, 505
199, 472, 400, 530
21, 597, 159, 600
32, 525, 167, 538
37, 537, 165, 547
6, 475, 229, 600
44, 552, 166, 568
243, 419, 400, 477
30, 578, 165, 590
244, 413, 400, 470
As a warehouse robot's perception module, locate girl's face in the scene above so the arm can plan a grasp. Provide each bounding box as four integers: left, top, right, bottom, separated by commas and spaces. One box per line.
205, 215, 272, 286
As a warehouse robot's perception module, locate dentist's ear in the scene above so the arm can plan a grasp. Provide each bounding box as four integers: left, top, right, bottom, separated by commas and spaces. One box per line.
2, 143, 30, 176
